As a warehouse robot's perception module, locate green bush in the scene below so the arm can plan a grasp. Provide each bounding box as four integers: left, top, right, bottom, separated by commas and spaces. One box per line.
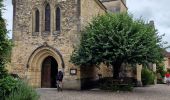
156, 64, 166, 84
0, 76, 39, 100
156, 65, 166, 78
142, 68, 155, 86
0, 76, 19, 99
6, 81, 39, 100
99, 77, 133, 91
100, 83, 133, 91
157, 72, 165, 84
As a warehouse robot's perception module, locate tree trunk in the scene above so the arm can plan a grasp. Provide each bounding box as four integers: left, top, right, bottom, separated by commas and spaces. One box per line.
112, 61, 122, 79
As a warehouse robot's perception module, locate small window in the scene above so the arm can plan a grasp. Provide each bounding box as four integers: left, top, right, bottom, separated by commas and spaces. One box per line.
45, 4, 51, 32
56, 7, 61, 31
35, 9, 40, 32
111, 7, 120, 13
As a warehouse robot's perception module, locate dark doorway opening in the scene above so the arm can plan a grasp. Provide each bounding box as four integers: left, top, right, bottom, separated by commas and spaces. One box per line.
41, 56, 58, 88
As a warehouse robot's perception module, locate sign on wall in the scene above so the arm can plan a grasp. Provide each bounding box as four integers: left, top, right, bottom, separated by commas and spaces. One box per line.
70, 69, 77, 75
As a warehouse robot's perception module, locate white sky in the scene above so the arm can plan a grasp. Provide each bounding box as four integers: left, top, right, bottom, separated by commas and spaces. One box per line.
127, 0, 170, 51
2, 0, 170, 51
2, 0, 13, 38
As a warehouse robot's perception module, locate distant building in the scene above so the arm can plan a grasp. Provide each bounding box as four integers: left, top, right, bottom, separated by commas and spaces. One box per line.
164, 51, 170, 70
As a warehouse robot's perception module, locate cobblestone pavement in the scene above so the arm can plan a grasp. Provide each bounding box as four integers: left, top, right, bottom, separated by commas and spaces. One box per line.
37, 84, 170, 100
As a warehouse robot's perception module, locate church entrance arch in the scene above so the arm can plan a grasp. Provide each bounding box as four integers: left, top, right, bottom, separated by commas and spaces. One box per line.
27, 45, 65, 88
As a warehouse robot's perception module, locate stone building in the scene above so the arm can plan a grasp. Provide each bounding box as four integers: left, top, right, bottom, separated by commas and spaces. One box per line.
101, 0, 127, 12
164, 51, 170, 70
11, 0, 127, 90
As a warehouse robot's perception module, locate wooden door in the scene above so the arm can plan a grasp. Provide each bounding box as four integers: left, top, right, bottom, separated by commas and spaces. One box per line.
41, 57, 51, 88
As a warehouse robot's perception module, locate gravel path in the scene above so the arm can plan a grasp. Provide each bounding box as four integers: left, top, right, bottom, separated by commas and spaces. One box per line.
37, 84, 170, 100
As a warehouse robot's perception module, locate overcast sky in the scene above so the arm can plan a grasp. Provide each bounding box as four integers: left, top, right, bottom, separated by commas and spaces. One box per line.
2, 0, 12, 38
2, 0, 170, 51
127, 0, 170, 51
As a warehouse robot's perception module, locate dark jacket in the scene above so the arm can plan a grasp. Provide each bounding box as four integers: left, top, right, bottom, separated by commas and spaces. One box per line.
57, 71, 63, 81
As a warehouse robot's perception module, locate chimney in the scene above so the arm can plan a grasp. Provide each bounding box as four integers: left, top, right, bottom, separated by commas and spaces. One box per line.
149, 20, 155, 27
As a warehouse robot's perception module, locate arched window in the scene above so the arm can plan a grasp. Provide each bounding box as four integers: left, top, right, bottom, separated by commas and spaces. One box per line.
45, 4, 50, 32
35, 9, 39, 32
56, 7, 61, 31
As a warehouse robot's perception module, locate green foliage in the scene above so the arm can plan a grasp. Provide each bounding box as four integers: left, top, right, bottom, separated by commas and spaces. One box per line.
142, 67, 156, 86
156, 63, 166, 83
0, 0, 3, 17
100, 83, 133, 91
99, 78, 133, 91
167, 69, 170, 73
157, 64, 166, 78
0, 76, 39, 100
70, 13, 165, 78
71, 13, 164, 66
6, 81, 39, 100
0, 0, 13, 78
0, 76, 19, 99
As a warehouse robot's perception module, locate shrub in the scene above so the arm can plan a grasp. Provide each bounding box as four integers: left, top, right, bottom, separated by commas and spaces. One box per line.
0, 76, 39, 100
100, 83, 133, 91
6, 81, 39, 100
141, 68, 155, 86
99, 77, 133, 91
156, 65, 166, 78
0, 76, 19, 99
156, 64, 166, 84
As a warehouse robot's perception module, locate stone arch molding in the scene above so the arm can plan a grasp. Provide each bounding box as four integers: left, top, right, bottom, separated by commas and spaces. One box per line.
27, 45, 65, 71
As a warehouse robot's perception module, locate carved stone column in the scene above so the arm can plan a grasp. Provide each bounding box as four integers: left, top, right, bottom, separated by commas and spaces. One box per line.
153, 64, 157, 84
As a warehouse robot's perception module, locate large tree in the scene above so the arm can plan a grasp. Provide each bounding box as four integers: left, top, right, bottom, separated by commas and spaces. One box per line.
70, 13, 165, 79
0, 0, 12, 78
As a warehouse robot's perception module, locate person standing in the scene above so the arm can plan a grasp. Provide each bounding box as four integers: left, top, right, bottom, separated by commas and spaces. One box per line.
165, 72, 170, 85
56, 71, 63, 91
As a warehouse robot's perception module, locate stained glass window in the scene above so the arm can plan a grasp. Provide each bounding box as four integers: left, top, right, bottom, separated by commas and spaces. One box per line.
35, 9, 39, 32
56, 7, 61, 31
45, 4, 50, 32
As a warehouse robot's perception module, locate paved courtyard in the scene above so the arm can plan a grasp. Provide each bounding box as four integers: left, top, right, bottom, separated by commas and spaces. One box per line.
37, 84, 170, 100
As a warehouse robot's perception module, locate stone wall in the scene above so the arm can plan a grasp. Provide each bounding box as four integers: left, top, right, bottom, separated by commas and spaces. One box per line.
119, 0, 127, 12
11, 0, 110, 89
164, 57, 170, 70
102, 0, 127, 13
11, 0, 80, 89
98, 63, 113, 78
80, 0, 106, 28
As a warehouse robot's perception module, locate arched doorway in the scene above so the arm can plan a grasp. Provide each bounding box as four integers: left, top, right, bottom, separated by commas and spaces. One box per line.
41, 56, 58, 88
27, 45, 65, 88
